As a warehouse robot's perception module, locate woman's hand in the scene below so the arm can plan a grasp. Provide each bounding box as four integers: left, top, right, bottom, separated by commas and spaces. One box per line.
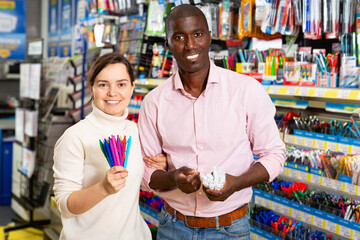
102, 166, 128, 195
143, 153, 167, 170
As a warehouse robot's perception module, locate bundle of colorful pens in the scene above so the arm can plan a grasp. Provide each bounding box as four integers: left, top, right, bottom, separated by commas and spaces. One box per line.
251, 207, 336, 240
99, 135, 132, 169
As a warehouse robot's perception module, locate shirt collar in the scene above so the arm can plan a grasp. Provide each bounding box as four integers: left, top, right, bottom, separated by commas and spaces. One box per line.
173, 60, 220, 94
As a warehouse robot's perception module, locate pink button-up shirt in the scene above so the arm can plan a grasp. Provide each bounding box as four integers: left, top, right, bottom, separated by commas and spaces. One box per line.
139, 61, 285, 217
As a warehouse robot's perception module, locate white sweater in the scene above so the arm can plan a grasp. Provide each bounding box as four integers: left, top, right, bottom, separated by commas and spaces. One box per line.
53, 104, 151, 240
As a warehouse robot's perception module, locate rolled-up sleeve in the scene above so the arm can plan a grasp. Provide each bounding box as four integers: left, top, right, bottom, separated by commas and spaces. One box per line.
138, 97, 164, 190
246, 83, 286, 182
53, 130, 85, 218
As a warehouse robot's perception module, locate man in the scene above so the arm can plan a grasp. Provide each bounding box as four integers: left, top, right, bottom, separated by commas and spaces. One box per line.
139, 4, 285, 239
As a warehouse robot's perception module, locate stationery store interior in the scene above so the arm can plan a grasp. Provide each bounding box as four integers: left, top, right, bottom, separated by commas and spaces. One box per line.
2, 0, 360, 239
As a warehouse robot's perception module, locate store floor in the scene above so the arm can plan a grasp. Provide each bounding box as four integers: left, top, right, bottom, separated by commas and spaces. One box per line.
0, 205, 42, 240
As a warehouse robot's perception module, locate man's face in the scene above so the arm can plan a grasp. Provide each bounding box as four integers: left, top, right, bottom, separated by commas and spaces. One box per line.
166, 15, 211, 75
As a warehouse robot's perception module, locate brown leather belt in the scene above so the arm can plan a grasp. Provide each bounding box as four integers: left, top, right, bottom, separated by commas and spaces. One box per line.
164, 202, 247, 229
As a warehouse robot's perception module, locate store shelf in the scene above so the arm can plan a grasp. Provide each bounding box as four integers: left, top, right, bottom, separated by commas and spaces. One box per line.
253, 189, 360, 239
250, 225, 284, 240
284, 131, 360, 154
139, 205, 160, 227
135, 78, 166, 88
281, 162, 360, 197
265, 86, 360, 101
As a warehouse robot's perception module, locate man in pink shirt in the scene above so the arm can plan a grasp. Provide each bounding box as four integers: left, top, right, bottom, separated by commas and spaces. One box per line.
139, 4, 285, 239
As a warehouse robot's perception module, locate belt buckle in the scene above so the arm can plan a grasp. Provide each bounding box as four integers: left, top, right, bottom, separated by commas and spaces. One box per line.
184, 216, 200, 229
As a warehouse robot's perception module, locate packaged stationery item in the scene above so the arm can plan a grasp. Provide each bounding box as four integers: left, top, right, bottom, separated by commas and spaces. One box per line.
201, 167, 226, 190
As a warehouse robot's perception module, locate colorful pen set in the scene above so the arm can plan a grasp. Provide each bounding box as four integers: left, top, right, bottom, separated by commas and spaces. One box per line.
99, 135, 132, 169
258, 178, 360, 223
251, 207, 336, 239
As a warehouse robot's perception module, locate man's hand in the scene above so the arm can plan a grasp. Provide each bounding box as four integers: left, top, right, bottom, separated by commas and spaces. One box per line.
174, 166, 201, 194
143, 153, 167, 170
203, 174, 237, 201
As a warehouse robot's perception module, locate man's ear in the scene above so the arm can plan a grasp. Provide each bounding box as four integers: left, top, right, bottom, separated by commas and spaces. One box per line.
165, 39, 169, 49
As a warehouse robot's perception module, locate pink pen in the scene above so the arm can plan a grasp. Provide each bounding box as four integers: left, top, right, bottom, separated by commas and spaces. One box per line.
111, 135, 120, 166
117, 135, 123, 166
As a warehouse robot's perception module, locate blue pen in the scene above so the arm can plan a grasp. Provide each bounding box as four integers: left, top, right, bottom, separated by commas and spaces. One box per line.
123, 136, 132, 169
104, 139, 114, 167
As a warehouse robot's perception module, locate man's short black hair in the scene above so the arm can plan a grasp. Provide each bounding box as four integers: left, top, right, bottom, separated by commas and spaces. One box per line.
165, 4, 209, 40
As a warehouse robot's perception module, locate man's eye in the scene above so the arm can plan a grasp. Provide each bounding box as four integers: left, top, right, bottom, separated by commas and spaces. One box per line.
175, 36, 184, 40
194, 33, 202, 37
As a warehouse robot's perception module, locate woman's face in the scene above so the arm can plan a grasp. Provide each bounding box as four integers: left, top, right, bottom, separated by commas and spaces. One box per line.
90, 63, 134, 117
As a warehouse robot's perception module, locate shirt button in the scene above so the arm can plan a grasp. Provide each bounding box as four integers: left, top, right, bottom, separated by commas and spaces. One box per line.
197, 123, 201, 127
198, 192, 203, 195
198, 145, 203, 150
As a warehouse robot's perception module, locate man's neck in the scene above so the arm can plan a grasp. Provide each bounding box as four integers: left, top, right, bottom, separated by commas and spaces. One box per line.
180, 66, 210, 98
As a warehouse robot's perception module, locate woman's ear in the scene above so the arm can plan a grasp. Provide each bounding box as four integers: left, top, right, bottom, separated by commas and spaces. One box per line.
88, 81, 94, 99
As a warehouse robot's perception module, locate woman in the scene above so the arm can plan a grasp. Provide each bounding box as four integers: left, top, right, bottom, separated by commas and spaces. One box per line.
53, 53, 164, 240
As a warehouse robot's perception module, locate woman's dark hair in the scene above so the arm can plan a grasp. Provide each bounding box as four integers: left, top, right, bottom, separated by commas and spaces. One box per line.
88, 53, 135, 87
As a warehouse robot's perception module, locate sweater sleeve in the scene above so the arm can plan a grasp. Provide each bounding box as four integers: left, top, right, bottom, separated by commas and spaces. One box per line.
53, 128, 85, 218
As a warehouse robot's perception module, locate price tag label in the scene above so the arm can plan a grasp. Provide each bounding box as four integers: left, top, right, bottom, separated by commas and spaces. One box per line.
352, 145, 360, 154
272, 201, 281, 212
268, 86, 280, 94
326, 141, 337, 151
314, 139, 325, 150
263, 198, 271, 209
294, 136, 303, 146
298, 171, 308, 181
314, 88, 326, 97
313, 216, 324, 228
287, 87, 297, 95
148, 79, 156, 85
301, 212, 312, 224
339, 225, 351, 238
254, 196, 262, 205
353, 230, 360, 240
333, 180, 344, 191
338, 89, 350, 99
304, 137, 314, 147
285, 134, 294, 144
325, 220, 337, 233
322, 177, 333, 188
311, 174, 321, 185
297, 87, 309, 96
345, 183, 356, 195
280, 205, 290, 216
288, 169, 297, 178
292, 209, 301, 219
338, 143, 349, 153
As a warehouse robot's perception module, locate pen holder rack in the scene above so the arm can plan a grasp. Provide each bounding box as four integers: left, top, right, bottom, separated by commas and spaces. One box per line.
316, 67, 338, 88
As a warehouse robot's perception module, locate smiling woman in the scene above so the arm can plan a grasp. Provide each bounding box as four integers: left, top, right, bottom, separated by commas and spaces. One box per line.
90, 63, 134, 117
52, 53, 166, 240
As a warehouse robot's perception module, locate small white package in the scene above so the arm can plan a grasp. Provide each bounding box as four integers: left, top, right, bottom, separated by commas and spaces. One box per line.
200, 167, 226, 190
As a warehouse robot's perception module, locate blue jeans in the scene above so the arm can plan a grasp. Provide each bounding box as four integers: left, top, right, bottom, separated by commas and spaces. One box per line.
157, 206, 250, 240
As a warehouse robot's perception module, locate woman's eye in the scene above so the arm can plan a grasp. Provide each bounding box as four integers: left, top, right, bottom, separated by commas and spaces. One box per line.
118, 83, 126, 87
